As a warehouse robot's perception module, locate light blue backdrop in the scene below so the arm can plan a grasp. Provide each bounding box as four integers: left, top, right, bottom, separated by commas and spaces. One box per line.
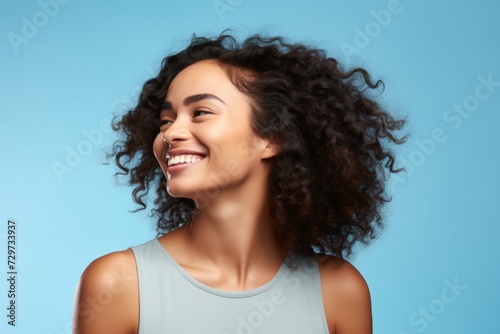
1, 0, 499, 333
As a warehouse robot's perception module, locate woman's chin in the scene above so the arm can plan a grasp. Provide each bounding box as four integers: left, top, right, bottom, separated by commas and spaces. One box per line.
166, 183, 200, 200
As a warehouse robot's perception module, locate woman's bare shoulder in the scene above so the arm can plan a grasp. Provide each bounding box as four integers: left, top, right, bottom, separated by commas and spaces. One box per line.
73, 249, 139, 334
317, 255, 372, 334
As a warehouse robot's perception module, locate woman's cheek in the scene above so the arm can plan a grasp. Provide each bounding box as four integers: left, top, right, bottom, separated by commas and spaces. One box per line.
152, 134, 167, 170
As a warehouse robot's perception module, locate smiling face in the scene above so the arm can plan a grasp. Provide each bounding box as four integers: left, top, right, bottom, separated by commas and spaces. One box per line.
152, 60, 277, 206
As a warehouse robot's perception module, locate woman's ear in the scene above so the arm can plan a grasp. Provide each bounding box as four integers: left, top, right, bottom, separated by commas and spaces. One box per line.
261, 140, 280, 159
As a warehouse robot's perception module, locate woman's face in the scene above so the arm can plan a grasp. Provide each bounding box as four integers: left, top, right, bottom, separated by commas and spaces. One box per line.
152, 60, 276, 204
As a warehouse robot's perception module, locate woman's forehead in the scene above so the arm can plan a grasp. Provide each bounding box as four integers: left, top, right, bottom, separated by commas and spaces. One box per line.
166, 61, 228, 97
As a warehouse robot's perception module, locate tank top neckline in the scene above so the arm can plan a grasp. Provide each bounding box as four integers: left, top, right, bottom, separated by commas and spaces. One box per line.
151, 238, 289, 298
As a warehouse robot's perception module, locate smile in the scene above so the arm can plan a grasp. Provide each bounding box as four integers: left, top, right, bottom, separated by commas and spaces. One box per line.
166, 154, 204, 167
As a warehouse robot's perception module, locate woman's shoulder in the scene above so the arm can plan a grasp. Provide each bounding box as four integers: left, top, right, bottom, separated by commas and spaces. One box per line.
73, 249, 139, 334
79, 249, 138, 289
317, 255, 372, 334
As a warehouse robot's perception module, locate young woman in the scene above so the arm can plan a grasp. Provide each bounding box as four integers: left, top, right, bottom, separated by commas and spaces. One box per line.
73, 33, 406, 334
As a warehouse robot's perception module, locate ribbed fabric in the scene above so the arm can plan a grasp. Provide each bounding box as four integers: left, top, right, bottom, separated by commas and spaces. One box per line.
130, 238, 330, 334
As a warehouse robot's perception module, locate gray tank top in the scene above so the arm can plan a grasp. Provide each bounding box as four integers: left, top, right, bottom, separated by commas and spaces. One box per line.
130, 238, 329, 333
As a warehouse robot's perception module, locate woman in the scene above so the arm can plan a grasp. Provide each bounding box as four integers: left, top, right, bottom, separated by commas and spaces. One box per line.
73, 33, 406, 333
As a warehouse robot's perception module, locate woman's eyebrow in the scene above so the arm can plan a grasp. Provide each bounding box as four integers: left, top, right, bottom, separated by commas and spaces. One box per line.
161, 101, 173, 111
162, 93, 226, 111
183, 93, 226, 106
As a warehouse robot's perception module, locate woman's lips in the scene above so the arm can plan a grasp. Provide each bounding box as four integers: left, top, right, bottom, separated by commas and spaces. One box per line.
165, 154, 205, 174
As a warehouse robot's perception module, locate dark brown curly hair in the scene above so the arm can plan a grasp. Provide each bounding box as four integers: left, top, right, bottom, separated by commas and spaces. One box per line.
110, 32, 407, 258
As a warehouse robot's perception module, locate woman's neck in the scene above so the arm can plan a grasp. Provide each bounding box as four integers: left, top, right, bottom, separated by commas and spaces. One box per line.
195, 204, 279, 254
173, 189, 286, 290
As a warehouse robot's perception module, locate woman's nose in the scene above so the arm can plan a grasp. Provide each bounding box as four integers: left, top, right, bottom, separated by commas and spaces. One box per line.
162, 118, 191, 145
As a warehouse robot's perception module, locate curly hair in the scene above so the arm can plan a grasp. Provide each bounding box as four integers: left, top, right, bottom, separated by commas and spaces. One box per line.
110, 32, 407, 258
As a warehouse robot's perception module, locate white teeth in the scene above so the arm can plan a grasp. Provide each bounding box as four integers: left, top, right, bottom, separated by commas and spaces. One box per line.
167, 155, 202, 167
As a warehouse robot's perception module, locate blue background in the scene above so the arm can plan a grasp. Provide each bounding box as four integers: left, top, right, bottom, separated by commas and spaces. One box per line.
1, 0, 499, 333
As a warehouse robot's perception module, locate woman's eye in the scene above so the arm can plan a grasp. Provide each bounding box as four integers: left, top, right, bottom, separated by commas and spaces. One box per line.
160, 119, 173, 126
193, 109, 211, 117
